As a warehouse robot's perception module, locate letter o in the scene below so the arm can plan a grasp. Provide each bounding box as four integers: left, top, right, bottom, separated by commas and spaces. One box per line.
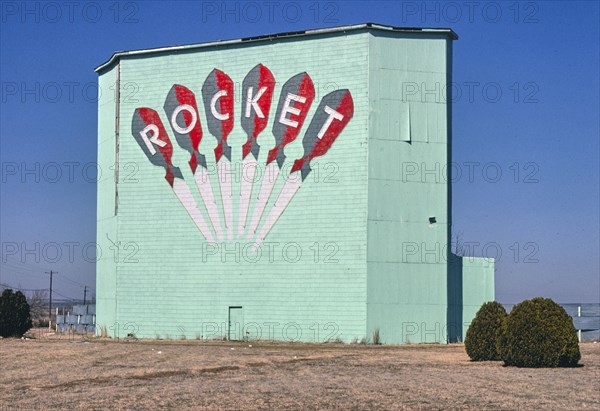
171, 104, 197, 134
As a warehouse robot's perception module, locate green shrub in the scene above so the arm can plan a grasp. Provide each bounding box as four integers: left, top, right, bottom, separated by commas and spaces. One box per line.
0, 289, 33, 337
464, 301, 507, 361
497, 297, 580, 368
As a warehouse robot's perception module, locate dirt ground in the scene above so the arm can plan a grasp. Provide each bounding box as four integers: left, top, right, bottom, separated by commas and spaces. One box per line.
1, 330, 599, 410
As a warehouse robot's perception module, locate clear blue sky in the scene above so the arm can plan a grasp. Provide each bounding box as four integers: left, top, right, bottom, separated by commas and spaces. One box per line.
1, 1, 598, 303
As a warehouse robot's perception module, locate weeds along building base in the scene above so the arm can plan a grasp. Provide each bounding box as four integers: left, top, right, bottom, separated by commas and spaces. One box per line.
95, 23, 494, 343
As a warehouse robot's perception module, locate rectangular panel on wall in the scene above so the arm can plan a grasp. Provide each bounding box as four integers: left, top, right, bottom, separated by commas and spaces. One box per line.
370, 99, 411, 142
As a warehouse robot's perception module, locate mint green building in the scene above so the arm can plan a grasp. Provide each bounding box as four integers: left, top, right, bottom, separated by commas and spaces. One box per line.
95, 23, 494, 343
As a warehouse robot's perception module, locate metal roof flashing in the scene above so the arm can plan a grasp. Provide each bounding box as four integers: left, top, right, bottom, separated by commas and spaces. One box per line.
95, 23, 458, 73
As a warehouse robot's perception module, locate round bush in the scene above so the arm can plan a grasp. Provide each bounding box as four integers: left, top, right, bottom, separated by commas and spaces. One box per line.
465, 301, 507, 361
497, 297, 580, 368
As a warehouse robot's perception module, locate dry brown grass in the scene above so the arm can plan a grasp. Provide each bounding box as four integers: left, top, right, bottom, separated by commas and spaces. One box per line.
1, 330, 599, 410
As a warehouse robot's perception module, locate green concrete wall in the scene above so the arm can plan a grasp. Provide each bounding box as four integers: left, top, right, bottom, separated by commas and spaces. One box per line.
97, 27, 494, 343
460, 256, 495, 338
447, 254, 495, 341
97, 31, 370, 341
96, 65, 118, 335
366, 32, 452, 343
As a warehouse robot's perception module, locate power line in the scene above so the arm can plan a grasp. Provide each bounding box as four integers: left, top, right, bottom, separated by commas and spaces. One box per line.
52, 290, 77, 300
2, 258, 94, 285
0, 283, 48, 292
0, 283, 89, 306
1, 266, 95, 293
0, 263, 40, 277
53, 277, 95, 294
1, 263, 37, 274
1, 279, 93, 298
58, 273, 94, 290
59, 274, 85, 287
2, 256, 43, 271
54, 275, 83, 287
0, 281, 93, 294
0, 271, 37, 281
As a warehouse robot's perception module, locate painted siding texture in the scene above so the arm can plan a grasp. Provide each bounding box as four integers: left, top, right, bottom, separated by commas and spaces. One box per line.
461, 256, 495, 337
98, 32, 370, 341
96, 65, 118, 333
367, 33, 452, 343
97, 27, 494, 343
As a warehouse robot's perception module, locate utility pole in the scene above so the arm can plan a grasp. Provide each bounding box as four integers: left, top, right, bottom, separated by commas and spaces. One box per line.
46, 271, 55, 330
83, 286, 87, 305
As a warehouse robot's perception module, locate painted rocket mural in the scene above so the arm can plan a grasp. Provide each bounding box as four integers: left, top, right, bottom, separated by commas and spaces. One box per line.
131, 66, 354, 245
239, 64, 276, 237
